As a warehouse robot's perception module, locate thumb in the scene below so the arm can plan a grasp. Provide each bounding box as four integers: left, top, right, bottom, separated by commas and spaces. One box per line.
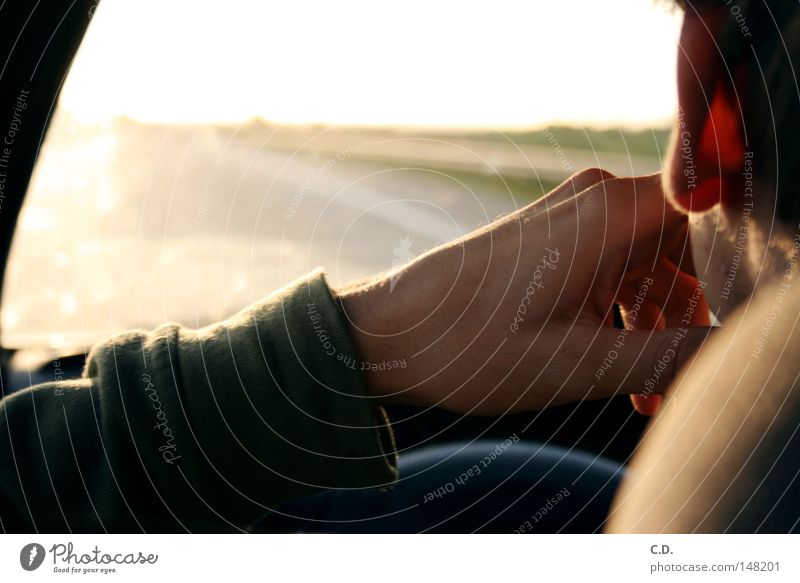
588, 325, 712, 403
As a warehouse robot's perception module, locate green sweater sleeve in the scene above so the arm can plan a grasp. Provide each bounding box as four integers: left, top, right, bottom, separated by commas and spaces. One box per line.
0, 270, 397, 533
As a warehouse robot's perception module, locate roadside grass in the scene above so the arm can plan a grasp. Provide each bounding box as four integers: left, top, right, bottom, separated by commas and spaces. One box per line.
236, 120, 670, 203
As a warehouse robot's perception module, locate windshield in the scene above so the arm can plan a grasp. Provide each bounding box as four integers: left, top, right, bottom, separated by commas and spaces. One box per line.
0, 0, 677, 351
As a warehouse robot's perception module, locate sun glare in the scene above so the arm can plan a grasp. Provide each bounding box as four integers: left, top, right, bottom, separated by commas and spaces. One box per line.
59, 0, 682, 128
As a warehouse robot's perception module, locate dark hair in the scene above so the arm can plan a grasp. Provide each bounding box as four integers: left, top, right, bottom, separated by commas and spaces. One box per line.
710, 0, 800, 225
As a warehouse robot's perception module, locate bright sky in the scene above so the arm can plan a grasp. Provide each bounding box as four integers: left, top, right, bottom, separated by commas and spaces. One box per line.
60, 0, 683, 128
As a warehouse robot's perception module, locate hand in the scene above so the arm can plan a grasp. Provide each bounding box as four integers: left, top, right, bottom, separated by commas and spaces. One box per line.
338, 170, 711, 415
621, 248, 711, 416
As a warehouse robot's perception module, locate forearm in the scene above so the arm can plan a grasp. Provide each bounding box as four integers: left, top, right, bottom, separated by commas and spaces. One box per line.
0, 270, 397, 533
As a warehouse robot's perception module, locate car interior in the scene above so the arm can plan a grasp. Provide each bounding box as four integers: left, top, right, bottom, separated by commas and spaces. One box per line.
0, 0, 651, 533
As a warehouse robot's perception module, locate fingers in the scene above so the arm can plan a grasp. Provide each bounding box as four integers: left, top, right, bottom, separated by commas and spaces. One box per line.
538, 172, 706, 411
536, 167, 617, 208
475, 171, 709, 414
582, 172, 682, 224
618, 291, 666, 415
529, 172, 687, 279
647, 258, 711, 328
586, 325, 713, 403
604, 177, 709, 415
618, 293, 666, 331
615, 259, 711, 414
578, 173, 688, 272
666, 222, 698, 279
630, 394, 662, 416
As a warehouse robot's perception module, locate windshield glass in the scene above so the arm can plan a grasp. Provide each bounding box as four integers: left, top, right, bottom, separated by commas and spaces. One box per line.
0, 0, 677, 351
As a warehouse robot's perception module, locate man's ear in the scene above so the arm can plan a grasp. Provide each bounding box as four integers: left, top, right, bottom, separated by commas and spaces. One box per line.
669, 8, 745, 213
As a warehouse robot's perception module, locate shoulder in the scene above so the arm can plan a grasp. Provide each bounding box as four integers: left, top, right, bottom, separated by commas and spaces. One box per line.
677, 278, 800, 409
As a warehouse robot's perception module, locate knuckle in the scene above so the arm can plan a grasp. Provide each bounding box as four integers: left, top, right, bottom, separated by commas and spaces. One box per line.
568, 167, 616, 190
